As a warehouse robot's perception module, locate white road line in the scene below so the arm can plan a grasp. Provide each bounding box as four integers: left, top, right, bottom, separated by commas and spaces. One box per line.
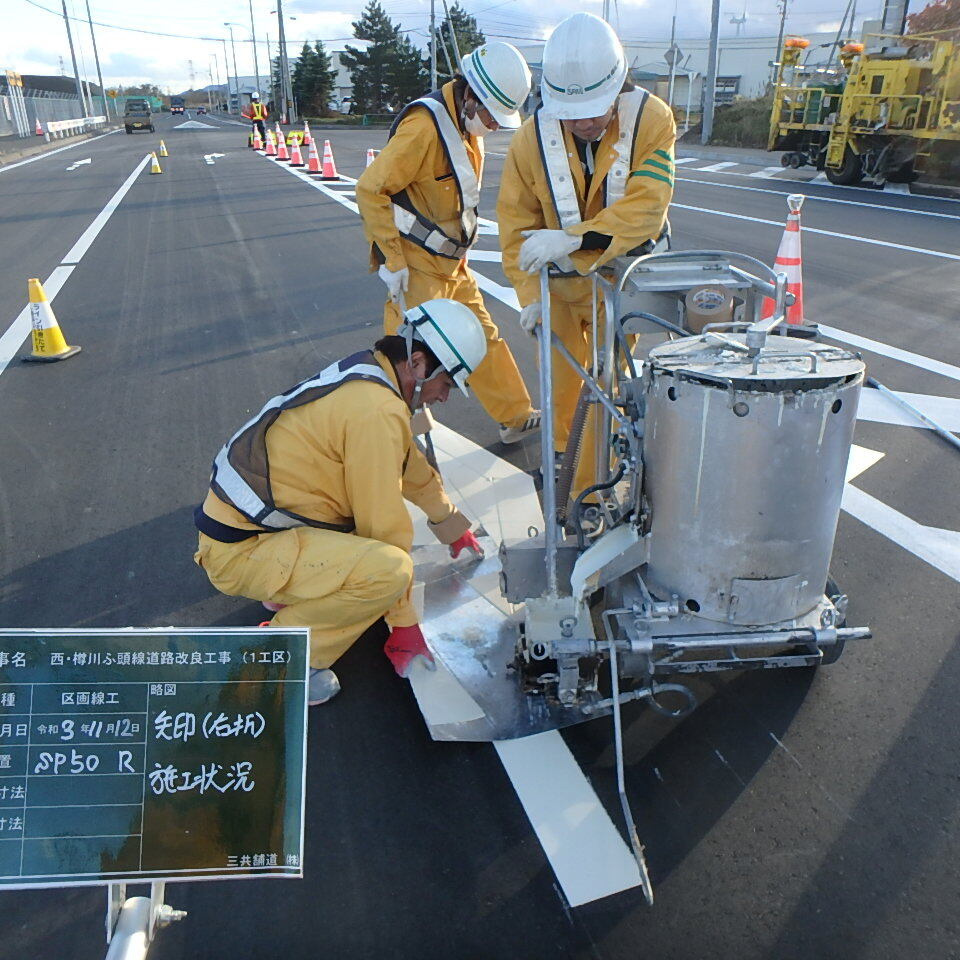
0, 130, 118, 174
0, 153, 151, 378
670, 202, 960, 261
842, 484, 960, 583
857, 389, 960, 431
884, 182, 911, 195
819, 324, 960, 383
673, 156, 698, 164
696, 161, 739, 172
676, 175, 959, 220
494, 732, 643, 907
748, 166, 787, 179
62, 155, 152, 264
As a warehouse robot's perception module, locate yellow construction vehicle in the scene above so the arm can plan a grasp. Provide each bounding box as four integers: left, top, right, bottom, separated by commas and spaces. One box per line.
768, 32, 960, 185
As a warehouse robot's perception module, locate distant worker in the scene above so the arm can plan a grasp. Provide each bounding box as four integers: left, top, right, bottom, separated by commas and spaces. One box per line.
497, 12, 675, 496
242, 92, 268, 143
193, 299, 487, 706
356, 42, 542, 446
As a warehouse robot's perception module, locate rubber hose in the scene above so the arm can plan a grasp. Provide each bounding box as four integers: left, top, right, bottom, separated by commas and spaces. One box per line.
556, 382, 593, 525
573, 463, 627, 550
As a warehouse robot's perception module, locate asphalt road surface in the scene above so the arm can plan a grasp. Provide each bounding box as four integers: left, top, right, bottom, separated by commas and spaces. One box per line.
0, 111, 958, 960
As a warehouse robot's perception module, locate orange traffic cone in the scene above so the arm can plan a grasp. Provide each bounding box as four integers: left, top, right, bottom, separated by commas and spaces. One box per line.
320, 139, 340, 180
307, 138, 321, 173
366, 148, 377, 167
302, 120, 312, 146
35, 117, 44, 137
252, 126, 263, 151
289, 137, 305, 168
276, 125, 289, 162
265, 130, 277, 157
761, 194, 814, 332
21, 278, 81, 363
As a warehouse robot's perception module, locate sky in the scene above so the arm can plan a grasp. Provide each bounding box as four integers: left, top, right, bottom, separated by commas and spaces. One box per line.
2, 0, 898, 94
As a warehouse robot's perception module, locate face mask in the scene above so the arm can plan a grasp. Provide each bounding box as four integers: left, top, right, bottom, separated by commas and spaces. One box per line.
462, 109, 492, 138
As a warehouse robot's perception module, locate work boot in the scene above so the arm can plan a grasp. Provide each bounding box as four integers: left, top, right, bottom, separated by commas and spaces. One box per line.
499, 411, 541, 445
308, 668, 341, 706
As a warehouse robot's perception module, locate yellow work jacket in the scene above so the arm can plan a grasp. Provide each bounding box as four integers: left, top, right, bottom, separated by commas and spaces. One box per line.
497, 92, 676, 308
356, 82, 483, 280
202, 352, 466, 626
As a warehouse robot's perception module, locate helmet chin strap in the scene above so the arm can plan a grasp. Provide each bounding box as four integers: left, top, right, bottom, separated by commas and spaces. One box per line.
399, 319, 445, 412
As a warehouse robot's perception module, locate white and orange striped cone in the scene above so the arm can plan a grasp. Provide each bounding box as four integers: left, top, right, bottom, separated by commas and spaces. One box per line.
302, 120, 312, 146
289, 137, 305, 168
306, 138, 321, 173
21, 278, 81, 363
265, 130, 277, 157
365, 148, 377, 167
35, 117, 44, 137
276, 126, 290, 162
252, 126, 263, 151
761, 194, 817, 336
320, 139, 340, 180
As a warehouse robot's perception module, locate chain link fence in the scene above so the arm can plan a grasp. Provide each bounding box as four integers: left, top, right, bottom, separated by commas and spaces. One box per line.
0, 78, 114, 139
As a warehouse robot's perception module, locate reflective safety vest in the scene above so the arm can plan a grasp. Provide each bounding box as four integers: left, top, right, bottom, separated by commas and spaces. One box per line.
249, 102, 267, 121
388, 90, 481, 261
209, 351, 400, 533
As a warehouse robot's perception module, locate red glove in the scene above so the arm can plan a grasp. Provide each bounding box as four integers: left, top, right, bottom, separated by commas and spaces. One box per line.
384, 624, 436, 678
449, 529, 484, 559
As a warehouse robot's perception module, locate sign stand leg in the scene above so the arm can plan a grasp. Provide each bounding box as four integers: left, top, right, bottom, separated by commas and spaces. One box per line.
104, 881, 186, 959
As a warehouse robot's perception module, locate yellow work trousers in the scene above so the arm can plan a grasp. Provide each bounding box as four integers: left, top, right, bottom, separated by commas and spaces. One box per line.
195, 527, 413, 669
384, 262, 534, 429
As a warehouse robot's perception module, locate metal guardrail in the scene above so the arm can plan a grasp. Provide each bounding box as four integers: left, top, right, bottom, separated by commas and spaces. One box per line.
44, 115, 107, 140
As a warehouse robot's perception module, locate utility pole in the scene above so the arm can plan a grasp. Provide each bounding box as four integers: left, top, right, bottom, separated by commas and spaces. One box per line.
667, 15, 677, 107
430, 0, 438, 90
772, 0, 789, 82
275, 0, 296, 123
227, 25, 240, 113
701, 0, 720, 144
248, 0, 261, 95
880, 0, 910, 35
85, 0, 107, 118
60, 0, 87, 116
221, 39, 232, 112
441, 0, 462, 70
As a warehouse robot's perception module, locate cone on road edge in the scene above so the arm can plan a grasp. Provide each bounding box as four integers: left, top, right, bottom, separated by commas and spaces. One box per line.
35, 118, 44, 137
21, 279, 81, 363
320, 139, 339, 180
289, 137, 305, 167
265, 130, 277, 157
159, 140, 168, 157
366, 148, 377, 167
303, 120, 312, 146
149, 152, 162, 174
275, 125, 289, 161
761, 194, 817, 335
307, 139, 321, 173
252, 127, 263, 151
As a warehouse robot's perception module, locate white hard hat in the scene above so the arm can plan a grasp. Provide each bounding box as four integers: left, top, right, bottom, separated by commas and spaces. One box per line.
251, 91, 260, 100
400, 299, 487, 397
461, 41, 532, 129
540, 13, 627, 120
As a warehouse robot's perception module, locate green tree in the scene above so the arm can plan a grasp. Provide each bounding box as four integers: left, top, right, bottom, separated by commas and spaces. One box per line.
291, 41, 337, 115
389, 33, 429, 109
341, 0, 399, 114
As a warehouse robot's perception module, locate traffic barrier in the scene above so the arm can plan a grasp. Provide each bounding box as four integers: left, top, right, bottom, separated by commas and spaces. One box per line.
761, 194, 814, 331
366, 148, 379, 167
289, 137, 304, 168
21, 278, 81, 363
35, 118, 43, 137
265, 130, 277, 157
150, 152, 162, 174
159, 140, 168, 157
44, 116, 107, 141
302, 120, 312, 146
277, 124, 290, 161
306, 138, 321, 173
319, 139, 340, 180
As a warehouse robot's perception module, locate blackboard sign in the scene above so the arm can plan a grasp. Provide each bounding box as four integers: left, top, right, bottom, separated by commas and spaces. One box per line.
0, 627, 308, 889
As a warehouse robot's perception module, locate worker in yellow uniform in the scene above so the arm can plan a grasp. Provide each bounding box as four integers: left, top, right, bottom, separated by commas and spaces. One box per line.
497, 12, 675, 498
242, 91, 268, 144
193, 299, 488, 706
356, 42, 542, 446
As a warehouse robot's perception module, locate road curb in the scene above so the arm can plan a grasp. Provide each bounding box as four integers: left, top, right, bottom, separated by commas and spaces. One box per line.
0, 124, 123, 168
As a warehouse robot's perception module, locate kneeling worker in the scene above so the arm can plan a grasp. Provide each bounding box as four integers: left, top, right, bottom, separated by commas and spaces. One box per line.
356, 41, 541, 445
193, 299, 487, 706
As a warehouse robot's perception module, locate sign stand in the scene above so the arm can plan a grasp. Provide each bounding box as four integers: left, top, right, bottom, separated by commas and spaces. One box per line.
105, 881, 186, 959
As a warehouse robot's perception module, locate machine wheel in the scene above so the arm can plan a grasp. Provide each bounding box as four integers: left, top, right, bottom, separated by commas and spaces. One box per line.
780, 152, 794, 168
825, 148, 863, 186
789, 153, 802, 169
819, 575, 848, 665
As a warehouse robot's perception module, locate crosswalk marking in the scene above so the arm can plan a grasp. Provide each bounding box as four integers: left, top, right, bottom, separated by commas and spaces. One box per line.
673, 156, 698, 164
749, 166, 787, 178
697, 161, 739, 172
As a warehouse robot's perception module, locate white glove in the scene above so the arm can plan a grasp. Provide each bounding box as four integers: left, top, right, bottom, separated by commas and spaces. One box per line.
519, 302, 542, 335
378, 264, 409, 303
518, 229, 582, 274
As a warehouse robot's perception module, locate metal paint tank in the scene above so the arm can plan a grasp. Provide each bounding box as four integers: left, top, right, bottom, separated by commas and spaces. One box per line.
641, 333, 864, 626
